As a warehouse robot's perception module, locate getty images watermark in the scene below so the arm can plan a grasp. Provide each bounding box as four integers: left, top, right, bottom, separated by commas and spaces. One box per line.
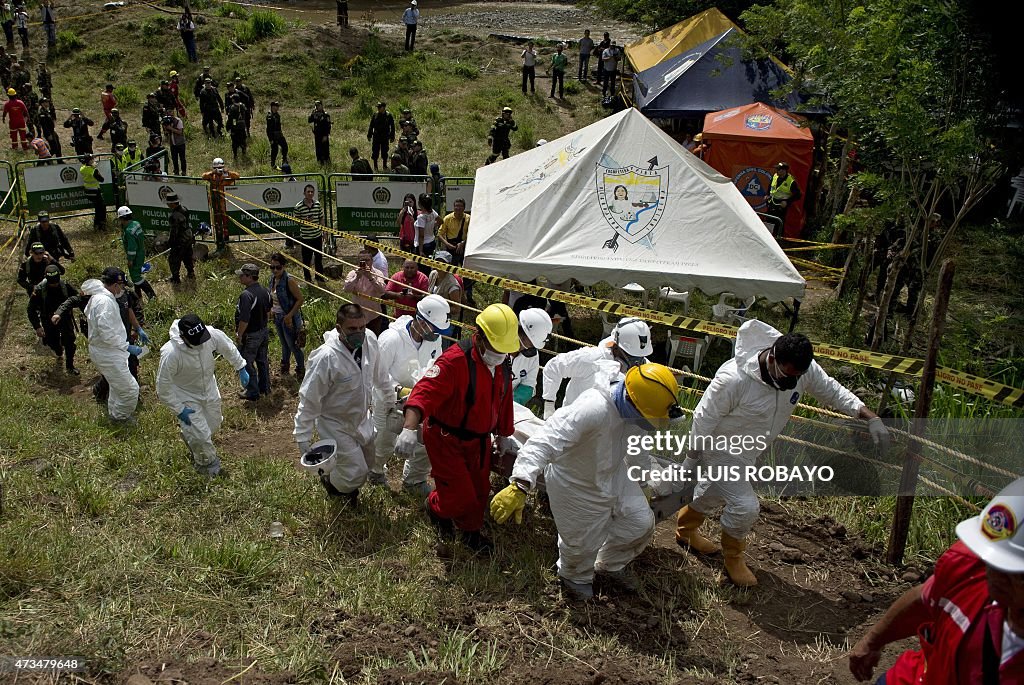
624, 432, 836, 485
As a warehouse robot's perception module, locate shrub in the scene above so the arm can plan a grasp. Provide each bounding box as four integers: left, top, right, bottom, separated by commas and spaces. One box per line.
210, 36, 232, 57
113, 85, 141, 108
516, 121, 535, 150
140, 64, 160, 79
82, 48, 125, 66
217, 2, 249, 19
303, 67, 323, 98
141, 16, 175, 38
451, 63, 478, 80
169, 48, 189, 70
50, 30, 83, 58
563, 80, 582, 95
235, 10, 285, 45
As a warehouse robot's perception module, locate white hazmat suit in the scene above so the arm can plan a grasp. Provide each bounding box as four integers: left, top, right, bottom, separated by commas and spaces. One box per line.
294, 328, 389, 494
690, 320, 865, 538
371, 315, 443, 485
511, 368, 655, 585
156, 320, 247, 474
541, 337, 619, 409
83, 278, 138, 421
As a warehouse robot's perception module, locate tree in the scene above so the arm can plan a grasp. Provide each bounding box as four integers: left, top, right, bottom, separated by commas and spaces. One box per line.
742, 0, 1002, 353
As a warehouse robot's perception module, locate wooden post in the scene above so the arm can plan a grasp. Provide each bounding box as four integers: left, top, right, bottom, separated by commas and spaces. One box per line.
886, 259, 955, 566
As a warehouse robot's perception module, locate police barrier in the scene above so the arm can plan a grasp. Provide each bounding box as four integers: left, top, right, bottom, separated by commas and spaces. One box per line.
445, 176, 475, 213
330, 173, 430, 234
226, 174, 327, 237
227, 189, 1024, 409
123, 170, 211, 235
0, 161, 18, 221
16, 154, 116, 216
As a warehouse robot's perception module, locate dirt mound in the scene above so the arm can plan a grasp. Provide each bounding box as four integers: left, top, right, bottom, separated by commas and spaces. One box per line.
118, 658, 295, 684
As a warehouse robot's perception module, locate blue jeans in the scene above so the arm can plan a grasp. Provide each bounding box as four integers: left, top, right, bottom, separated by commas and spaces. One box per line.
182, 32, 198, 62
274, 312, 305, 373
239, 328, 270, 398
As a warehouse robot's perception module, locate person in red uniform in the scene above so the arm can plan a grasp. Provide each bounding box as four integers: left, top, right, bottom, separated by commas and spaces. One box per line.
100, 84, 117, 122
3, 86, 30, 150
397, 303, 521, 554
849, 477, 1024, 684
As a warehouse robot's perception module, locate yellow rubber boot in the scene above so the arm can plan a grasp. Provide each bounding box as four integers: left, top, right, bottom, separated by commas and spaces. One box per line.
721, 532, 758, 587
674, 505, 720, 555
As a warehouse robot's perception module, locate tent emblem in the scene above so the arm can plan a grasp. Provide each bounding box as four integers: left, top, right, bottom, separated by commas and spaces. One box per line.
733, 166, 771, 211
596, 158, 669, 252
745, 114, 773, 131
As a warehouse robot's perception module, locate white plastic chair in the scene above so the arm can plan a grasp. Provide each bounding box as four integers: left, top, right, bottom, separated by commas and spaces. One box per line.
1008, 171, 1024, 218
600, 311, 618, 338
712, 293, 757, 326
656, 287, 690, 315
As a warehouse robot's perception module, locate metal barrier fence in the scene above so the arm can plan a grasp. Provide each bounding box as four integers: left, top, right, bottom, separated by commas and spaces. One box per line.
0, 160, 18, 224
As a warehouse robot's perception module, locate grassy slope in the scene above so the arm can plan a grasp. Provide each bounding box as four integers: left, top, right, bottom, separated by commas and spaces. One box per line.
2, 2, 1024, 683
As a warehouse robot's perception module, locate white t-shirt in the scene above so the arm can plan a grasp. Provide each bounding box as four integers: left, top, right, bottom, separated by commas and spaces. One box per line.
522, 49, 537, 67
413, 210, 438, 248
511, 351, 540, 390
602, 47, 618, 72
371, 251, 388, 275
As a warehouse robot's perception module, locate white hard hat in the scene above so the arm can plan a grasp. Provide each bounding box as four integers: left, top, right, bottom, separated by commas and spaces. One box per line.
299, 439, 338, 476
518, 308, 552, 349
956, 477, 1024, 573
116, 206, 132, 218
535, 139, 548, 147
613, 317, 654, 357
212, 157, 225, 168
416, 294, 451, 330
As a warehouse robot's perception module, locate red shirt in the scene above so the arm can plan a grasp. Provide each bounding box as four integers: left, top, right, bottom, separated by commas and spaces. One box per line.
3, 98, 29, 128
101, 91, 117, 116
405, 341, 514, 439
385, 270, 428, 318
885, 541, 1024, 684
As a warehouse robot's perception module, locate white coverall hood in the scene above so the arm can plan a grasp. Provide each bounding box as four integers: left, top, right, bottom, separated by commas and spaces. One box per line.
541, 337, 628, 406
378, 314, 443, 389
511, 361, 654, 584
81, 278, 106, 297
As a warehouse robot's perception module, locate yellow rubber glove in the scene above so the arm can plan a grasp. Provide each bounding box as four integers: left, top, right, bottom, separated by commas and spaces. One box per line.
490, 483, 527, 525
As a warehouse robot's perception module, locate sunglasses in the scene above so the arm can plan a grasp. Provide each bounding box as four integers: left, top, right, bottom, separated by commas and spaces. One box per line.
272, 264, 284, 270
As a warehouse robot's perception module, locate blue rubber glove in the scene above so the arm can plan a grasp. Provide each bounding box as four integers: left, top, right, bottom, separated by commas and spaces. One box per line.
136, 328, 150, 345
238, 368, 250, 387
127, 344, 143, 356
141, 262, 152, 274
177, 407, 196, 425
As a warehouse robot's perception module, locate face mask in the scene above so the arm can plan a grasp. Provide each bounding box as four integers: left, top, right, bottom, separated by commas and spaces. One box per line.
415, 317, 440, 342
767, 349, 799, 391
520, 346, 538, 358
481, 349, 507, 368
46, 275, 59, 285
613, 382, 654, 430
345, 331, 365, 350
617, 352, 644, 371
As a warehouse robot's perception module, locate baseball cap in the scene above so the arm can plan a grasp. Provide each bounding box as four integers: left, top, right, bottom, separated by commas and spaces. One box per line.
235, 263, 259, 276
71, 107, 81, 114
37, 211, 49, 221
376, 101, 386, 108
776, 161, 789, 169
100, 266, 126, 284
44, 264, 61, 276
433, 250, 453, 264
30, 242, 45, 253
165, 193, 179, 203
502, 106, 513, 112
178, 314, 212, 346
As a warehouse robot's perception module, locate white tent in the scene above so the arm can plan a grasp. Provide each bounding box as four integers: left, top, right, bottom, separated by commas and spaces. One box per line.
464, 108, 805, 302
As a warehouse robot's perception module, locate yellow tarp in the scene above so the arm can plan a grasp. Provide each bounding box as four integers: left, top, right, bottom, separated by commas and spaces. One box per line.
624, 7, 740, 73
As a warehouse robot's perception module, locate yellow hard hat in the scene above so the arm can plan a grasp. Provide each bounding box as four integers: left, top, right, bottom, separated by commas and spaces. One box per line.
475, 303, 520, 353
169, 70, 178, 77
6, 88, 16, 96
624, 363, 682, 420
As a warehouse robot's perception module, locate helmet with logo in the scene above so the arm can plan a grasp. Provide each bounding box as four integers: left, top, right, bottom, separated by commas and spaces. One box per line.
624, 364, 682, 420
518, 308, 552, 349
956, 477, 1024, 573
116, 206, 133, 218
475, 303, 520, 354
613, 317, 654, 357
299, 439, 338, 476
212, 157, 225, 169
416, 294, 451, 331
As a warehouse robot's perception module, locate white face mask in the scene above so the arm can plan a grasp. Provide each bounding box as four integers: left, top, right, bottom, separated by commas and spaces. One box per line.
481, 349, 507, 368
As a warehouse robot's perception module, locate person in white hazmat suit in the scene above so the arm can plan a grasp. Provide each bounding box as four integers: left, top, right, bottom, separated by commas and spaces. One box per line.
156, 314, 250, 477
541, 317, 653, 418
369, 294, 450, 493
675, 320, 890, 587
83, 268, 141, 423
294, 302, 390, 505
510, 308, 552, 406
493, 362, 683, 600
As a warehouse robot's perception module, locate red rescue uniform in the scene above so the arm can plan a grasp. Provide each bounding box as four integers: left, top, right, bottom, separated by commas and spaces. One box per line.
884, 541, 1024, 684
406, 339, 514, 532
3, 97, 30, 150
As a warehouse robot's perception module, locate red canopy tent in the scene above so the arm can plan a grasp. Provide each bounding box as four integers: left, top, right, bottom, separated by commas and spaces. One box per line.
701, 103, 814, 237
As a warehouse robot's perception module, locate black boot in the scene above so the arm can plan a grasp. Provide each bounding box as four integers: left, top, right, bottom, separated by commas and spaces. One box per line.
460, 530, 494, 555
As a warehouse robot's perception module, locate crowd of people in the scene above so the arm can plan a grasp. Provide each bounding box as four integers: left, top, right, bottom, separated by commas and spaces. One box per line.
519, 30, 624, 100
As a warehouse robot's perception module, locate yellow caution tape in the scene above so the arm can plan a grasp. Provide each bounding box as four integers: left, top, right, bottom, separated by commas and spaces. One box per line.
221, 191, 1024, 409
